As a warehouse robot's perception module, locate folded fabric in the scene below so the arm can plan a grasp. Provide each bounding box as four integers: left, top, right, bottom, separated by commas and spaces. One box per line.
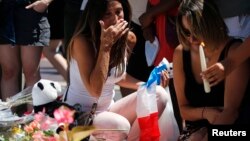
145, 37, 160, 66
136, 59, 168, 141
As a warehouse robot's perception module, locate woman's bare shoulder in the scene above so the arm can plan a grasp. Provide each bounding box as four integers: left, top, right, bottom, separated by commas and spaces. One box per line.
127, 31, 136, 49
227, 40, 242, 56
71, 34, 91, 58
72, 35, 88, 47
174, 44, 184, 57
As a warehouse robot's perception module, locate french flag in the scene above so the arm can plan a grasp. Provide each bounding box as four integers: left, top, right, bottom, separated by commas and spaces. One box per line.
136, 59, 168, 141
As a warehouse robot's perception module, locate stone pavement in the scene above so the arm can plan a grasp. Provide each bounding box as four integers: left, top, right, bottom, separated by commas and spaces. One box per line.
40, 57, 67, 88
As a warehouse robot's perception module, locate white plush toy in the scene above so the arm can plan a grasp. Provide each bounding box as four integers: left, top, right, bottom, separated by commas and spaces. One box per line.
32, 79, 62, 106
32, 79, 73, 117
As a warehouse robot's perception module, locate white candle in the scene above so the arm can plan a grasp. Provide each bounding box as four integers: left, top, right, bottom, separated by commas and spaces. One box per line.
199, 42, 211, 93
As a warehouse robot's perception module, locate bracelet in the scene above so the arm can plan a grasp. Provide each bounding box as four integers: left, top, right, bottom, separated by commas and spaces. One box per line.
201, 107, 206, 119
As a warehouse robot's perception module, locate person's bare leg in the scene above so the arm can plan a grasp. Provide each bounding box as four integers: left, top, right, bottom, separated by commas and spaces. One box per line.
92, 111, 131, 140
21, 45, 43, 87
109, 86, 168, 141
43, 39, 68, 81
0, 44, 21, 100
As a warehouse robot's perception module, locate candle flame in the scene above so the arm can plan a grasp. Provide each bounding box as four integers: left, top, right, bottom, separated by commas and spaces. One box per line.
200, 42, 205, 47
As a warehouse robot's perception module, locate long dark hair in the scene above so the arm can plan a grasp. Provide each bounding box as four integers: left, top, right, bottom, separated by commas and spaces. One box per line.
68, 0, 132, 76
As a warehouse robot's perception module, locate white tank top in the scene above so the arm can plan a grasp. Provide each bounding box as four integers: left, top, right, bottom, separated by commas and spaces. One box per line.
65, 59, 125, 113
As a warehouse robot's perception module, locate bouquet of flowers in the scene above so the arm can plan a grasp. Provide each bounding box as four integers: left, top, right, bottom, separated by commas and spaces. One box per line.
1, 106, 95, 141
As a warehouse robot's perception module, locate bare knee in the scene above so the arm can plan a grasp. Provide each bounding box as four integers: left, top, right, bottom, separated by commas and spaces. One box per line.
93, 112, 131, 140
1, 65, 21, 80
23, 67, 41, 84
94, 112, 130, 130
156, 86, 168, 113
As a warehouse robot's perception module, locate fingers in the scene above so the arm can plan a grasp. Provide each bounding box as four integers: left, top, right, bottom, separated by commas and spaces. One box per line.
100, 20, 128, 47
100, 20, 112, 48
120, 28, 130, 37
209, 76, 224, 87
207, 76, 220, 86
115, 19, 127, 30
25, 3, 34, 9
201, 63, 226, 87
202, 71, 217, 86
99, 20, 105, 31
160, 70, 169, 88
99, 19, 130, 51
201, 65, 217, 79
203, 70, 224, 87
114, 20, 128, 38
25, 1, 48, 12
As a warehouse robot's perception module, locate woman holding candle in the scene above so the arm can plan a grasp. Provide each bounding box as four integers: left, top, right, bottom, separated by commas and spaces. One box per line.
202, 36, 250, 86
173, 0, 250, 140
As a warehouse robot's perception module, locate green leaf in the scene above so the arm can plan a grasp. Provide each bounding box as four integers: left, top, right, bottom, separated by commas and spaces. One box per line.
43, 130, 55, 136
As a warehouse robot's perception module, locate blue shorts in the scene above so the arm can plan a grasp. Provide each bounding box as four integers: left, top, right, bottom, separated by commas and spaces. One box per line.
0, 0, 50, 46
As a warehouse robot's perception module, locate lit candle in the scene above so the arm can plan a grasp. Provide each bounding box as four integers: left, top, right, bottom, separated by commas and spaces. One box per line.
199, 42, 211, 93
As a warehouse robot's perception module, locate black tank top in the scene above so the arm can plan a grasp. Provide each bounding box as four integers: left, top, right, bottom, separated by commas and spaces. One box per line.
182, 39, 242, 126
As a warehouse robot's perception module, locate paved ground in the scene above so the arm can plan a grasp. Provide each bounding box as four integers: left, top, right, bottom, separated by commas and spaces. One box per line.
40, 57, 122, 100
40, 57, 67, 87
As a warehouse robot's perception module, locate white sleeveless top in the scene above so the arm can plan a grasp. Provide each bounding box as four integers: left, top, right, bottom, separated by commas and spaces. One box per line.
65, 59, 126, 113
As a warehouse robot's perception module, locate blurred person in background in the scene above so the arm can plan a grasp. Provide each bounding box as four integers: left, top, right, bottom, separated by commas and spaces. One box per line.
0, 0, 51, 102
43, 0, 68, 81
